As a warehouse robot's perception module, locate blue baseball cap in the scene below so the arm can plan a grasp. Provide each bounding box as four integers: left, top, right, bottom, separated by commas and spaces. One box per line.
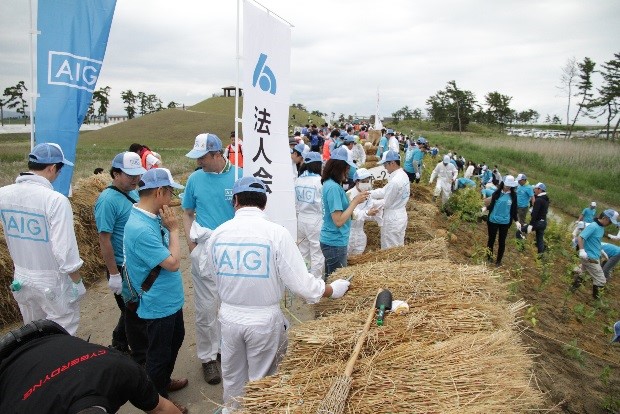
339, 130, 348, 138
354, 168, 372, 181
112, 152, 146, 176
186, 133, 222, 158
29, 143, 74, 166
343, 135, 356, 144
330, 146, 356, 168
378, 150, 400, 165
386, 129, 395, 135
534, 182, 546, 191
293, 142, 306, 154
603, 209, 619, 225
232, 176, 266, 195
138, 168, 184, 191
612, 321, 620, 343
303, 151, 322, 164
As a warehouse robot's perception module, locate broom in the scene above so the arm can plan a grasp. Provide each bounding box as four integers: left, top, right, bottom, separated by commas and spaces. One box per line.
316, 289, 380, 414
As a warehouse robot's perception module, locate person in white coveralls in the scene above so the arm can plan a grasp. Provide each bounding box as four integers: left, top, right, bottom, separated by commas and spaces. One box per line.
429, 155, 458, 205
0, 143, 85, 335
370, 150, 411, 249
294, 152, 325, 278
203, 177, 351, 413
346, 168, 383, 255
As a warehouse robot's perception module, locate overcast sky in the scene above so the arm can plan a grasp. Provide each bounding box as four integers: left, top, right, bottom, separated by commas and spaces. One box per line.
1, 0, 619, 124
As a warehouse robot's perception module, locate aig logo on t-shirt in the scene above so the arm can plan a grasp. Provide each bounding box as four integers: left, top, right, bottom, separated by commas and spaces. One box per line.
224, 189, 233, 201
213, 242, 270, 278
1, 209, 49, 242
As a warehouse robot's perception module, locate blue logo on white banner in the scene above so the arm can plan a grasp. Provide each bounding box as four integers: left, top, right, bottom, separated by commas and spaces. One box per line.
48, 51, 102, 92
252, 53, 277, 95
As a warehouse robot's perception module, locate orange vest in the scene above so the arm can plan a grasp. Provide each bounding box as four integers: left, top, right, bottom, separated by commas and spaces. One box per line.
227, 144, 244, 167
140, 149, 156, 170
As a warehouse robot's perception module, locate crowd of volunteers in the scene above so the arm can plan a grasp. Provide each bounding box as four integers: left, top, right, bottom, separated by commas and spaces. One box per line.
0, 121, 618, 414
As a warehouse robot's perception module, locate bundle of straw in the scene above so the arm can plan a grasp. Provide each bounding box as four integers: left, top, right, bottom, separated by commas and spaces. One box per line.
0, 227, 21, 327
240, 330, 544, 413
348, 237, 447, 266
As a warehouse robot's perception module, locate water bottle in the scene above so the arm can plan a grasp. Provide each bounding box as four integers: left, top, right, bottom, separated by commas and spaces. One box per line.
44, 287, 57, 302
10, 280, 22, 292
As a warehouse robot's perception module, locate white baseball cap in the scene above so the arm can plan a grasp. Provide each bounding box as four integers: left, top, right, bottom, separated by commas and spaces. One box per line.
112, 152, 146, 176
186, 133, 222, 158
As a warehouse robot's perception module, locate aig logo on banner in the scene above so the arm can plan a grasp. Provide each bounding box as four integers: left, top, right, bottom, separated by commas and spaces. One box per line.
252, 53, 277, 95
48, 51, 102, 92
1, 209, 49, 242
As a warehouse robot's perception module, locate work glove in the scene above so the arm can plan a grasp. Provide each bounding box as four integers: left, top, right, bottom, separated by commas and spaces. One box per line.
527, 225, 533, 234
481, 206, 487, 213
578, 249, 588, 260
70, 279, 86, 303
415, 172, 420, 179
329, 279, 350, 299
108, 273, 123, 295
515, 221, 522, 231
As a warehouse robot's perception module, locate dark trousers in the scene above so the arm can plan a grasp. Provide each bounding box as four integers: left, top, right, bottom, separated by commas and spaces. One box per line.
145, 309, 185, 399
487, 221, 510, 264
532, 220, 547, 254
125, 306, 148, 365
320, 243, 348, 281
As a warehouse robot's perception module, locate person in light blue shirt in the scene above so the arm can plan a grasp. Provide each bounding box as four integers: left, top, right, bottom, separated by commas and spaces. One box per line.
481, 183, 496, 198
572, 209, 618, 298
95, 151, 146, 362
486, 175, 519, 267
515, 173, 535, 224
376, 129, 388, 158
403, 144, 416, 182
456, 177, 476, 189
578, 201, 597, 224
411, 138, 428, 183
123, 168, 186, 400
320, 147, 369, 279
480, 166, 493, 186
183, 133, 238, 384
602, 242, 620, 281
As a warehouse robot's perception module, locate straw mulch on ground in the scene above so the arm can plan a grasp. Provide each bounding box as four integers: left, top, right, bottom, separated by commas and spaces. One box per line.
348, 237, 447, 266
364, 210, 437, 251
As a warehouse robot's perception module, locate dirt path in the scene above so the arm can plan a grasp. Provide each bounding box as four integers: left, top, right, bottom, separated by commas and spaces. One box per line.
77, 231, 313, 414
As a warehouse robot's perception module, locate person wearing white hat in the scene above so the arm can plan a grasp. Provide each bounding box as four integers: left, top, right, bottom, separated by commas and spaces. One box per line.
183, 133, 238, 385
123, 168, 189, 412
94, 152, 147, 361
429, 155, 458, 205
572, 209, 619, 299
203, 177, 351, 413
371, 150, 410, 249
484, 175, 519, 267
294, 152, 325, 279
347, 168, 383, 255
578, 201, 597, 224
0, 143, 84, 336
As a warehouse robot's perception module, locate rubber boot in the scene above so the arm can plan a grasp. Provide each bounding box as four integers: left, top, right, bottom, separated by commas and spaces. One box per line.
570, 276, 583, 293
592, 285, 604, 300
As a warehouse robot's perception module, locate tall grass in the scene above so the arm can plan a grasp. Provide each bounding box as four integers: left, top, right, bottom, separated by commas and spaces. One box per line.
416, 131, 620, 217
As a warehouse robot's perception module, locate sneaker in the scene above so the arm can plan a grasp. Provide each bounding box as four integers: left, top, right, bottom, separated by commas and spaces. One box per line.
168, 378, 189, 392
202, 361, 221, 385
171, 400, 189, 414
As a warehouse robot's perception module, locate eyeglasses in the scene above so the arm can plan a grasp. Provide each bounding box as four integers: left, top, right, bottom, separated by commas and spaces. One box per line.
162, 186, 178, 197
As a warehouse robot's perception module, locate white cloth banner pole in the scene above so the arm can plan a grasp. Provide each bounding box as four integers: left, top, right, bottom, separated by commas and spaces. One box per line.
242, 1, 296, 239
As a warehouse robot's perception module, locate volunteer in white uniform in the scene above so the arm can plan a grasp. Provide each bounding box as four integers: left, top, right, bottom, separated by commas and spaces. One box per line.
0, 143, 84, 335
347, 168, 383, 255
387, 129, 399, 153
370, 150, 410, 249
203, 177, 351, 413
429, 155, 458, 205
294, 152, 324, 279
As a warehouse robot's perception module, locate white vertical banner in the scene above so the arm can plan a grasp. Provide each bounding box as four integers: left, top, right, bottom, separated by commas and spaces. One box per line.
242, 1, 296, 239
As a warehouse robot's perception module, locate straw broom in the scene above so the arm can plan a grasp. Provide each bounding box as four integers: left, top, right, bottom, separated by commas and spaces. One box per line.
315, 289, 380, 414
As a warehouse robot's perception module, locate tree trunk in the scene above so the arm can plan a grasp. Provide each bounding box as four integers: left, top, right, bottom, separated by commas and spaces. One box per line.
568, 96, 587, 139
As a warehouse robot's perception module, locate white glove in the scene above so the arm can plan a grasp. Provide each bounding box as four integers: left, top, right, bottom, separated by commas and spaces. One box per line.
329, 279, 350, 299
529, 207, 533, 213
70, 279, 86, 303
481, 206, 487, 213
428, 180, 433, 185
415, 172, 420, 179
515, 221, 522, 231
527, 225, 533, 234
578, 249, 588, 260
108, 273, 123, 295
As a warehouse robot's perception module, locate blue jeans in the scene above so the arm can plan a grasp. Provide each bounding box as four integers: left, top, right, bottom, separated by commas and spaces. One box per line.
320, 243, 348, 280
144, 309, 185, 398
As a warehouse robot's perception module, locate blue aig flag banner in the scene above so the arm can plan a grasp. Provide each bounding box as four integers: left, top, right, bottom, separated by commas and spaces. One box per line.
36, 0, 117, 195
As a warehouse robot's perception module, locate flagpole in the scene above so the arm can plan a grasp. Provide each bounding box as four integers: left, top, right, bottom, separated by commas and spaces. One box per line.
28, 0, 38, 150
234, 0, 241, 181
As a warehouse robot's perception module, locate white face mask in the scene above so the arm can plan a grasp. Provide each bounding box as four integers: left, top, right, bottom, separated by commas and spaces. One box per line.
357, 182, 372, 192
